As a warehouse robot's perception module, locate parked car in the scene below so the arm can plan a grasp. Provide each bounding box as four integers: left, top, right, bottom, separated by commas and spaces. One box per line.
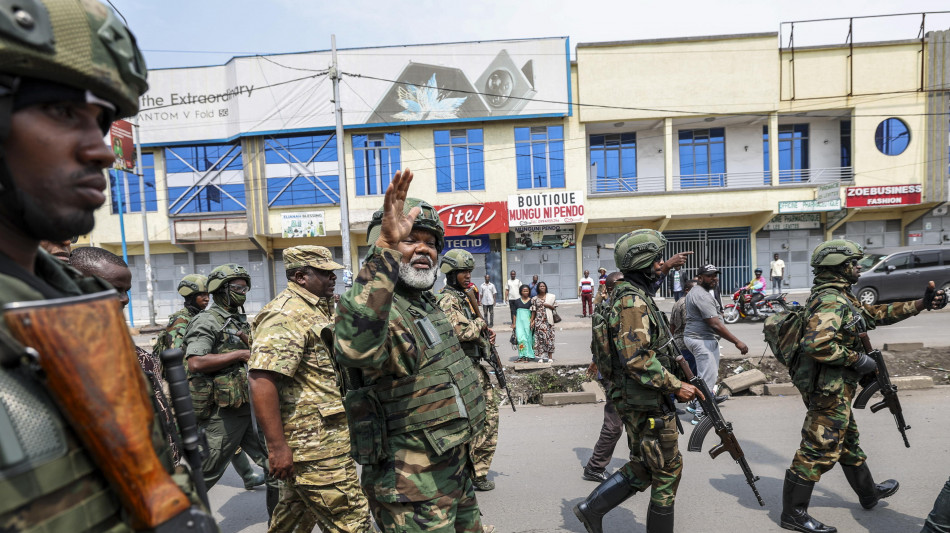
852, 246, 950, 305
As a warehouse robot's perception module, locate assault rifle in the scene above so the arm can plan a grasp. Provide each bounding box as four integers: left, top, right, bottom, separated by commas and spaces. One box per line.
4, 291, 217, 531
853, 332, 910, 448
465, 288, 517, 412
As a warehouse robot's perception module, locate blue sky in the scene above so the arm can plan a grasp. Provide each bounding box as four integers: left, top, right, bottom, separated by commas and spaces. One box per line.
114, 1, 950, 70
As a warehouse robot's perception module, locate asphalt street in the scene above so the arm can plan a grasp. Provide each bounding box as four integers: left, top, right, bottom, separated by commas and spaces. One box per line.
209, 386, 950, 533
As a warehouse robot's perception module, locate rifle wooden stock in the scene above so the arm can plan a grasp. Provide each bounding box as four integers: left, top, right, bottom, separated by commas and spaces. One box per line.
3, 291, 191, 529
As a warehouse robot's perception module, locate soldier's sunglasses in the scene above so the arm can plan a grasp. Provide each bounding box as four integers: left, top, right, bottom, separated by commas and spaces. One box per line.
227, 283, 250, 294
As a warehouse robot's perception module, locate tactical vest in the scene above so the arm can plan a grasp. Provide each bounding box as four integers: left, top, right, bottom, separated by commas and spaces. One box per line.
607, 283, 679, 411
187, 306, 251, 417
345, 291, 485, 464
439, 286, 483, 361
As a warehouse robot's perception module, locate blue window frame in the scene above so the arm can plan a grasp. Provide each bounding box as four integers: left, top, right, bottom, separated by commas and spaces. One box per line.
353, 133, 400, 196
515, 125, 564, 189
110, 152, 157, 214
434, 129, 484, 192
589, 133, 636, 192
763, 124, 809, 184
678, 128, 725, 188
264, 133, 339, 206
166, 143, 245, 214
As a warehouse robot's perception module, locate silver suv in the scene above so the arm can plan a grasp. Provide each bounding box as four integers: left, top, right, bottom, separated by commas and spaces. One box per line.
852, 246, 950, 305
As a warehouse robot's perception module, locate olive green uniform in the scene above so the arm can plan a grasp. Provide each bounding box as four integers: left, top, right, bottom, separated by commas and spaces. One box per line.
251, 282, 373, 533
335, 248, 487, 533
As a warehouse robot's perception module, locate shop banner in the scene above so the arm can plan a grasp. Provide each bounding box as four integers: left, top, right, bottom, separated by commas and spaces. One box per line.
109, 120, 135, 171
778, 199, 841, 213
281, 211, 325, 238
846, 184, 922, 208
764, 213, 821, 231
507, 190, 585, 226
444, 235, 490, 254
816, 182, 840, 203
435, 201, 508, 236
506, 225, 575, 250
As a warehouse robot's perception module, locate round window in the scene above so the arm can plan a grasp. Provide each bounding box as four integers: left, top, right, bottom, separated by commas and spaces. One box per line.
874, 118, 910, 156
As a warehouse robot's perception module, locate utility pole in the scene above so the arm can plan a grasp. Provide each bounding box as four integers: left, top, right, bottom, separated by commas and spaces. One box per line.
132, 118, 157, 325
330, 35, 353, 286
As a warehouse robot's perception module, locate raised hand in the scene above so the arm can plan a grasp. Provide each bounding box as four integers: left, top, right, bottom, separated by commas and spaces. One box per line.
375, 168, 420, 250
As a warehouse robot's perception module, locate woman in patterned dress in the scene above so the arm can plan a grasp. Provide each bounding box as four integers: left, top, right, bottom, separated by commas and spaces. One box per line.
531, 281, 557, 362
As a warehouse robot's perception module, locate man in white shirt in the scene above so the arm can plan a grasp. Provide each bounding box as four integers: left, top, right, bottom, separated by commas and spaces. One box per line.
770, 253, 786, 294
505, 270, 522, 324
479, 274, 498, 327
578, 270, 595, 317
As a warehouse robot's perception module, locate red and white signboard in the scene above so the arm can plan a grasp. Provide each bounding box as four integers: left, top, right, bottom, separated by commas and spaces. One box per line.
507, 190, 586, 227
435, 201, 509, 236
109, 119, 135, 171
845, 184, 921, 208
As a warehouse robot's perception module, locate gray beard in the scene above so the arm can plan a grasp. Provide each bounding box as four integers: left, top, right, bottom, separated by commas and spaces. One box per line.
398, 255, 438, 290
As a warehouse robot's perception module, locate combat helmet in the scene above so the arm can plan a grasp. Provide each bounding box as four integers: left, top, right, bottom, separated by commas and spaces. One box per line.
440, 249, 475, 274
366, 198, 444, 253
614, 229, 667, 272
178, 274, 209, 297
811, 239, 864, 268
207, 264, 251, 293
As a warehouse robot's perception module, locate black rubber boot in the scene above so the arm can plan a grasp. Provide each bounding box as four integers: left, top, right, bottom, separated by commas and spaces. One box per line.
231, 451, 266, 490
842, 463, 899, 509
646, 502, 674, 533
780, 470, 837, 533
573, 471, 636, 533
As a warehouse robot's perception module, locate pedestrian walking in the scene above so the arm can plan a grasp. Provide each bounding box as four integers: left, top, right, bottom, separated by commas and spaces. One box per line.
771, 253, 786, 294
506, 270, 522, 324
579, 269, 595, 317
479, 274, 497, 327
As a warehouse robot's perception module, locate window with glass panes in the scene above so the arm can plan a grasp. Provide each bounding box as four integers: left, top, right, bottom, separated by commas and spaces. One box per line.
353, 133, 400, 196
434, 129, 484, 192
763, 124, 809, 184
589, 133, 636, 192
264, 133, 339, 206
166, 144, 245, 214
678, 128, 725, 188
110, 152, 157, 214
515, 125, 565, 189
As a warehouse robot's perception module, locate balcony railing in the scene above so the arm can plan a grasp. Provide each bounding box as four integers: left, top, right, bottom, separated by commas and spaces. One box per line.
589, 167, 853, 195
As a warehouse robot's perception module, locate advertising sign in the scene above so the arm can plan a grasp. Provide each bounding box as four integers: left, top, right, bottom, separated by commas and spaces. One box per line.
435, 201, 508, 236
444, 235, 490, 254
137, 38, 570, 145
845, 184, 922, 208
778, 199, 841, 213
816, 182, 840, 203
281, 211, 325, 238
764, 213, 821, 231
109, 120, 135, 171
507, 190, 585, 227
506, 225, 575, 251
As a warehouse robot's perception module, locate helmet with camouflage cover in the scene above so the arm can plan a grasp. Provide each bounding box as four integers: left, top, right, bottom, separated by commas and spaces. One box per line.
439, 249, 475, 274
0, 0, 148, 121
614, 229, 667, 272
811, 239, 864, 267
207, 263, 251, 293
178, 274, 208, 297
366, 198, 444, 253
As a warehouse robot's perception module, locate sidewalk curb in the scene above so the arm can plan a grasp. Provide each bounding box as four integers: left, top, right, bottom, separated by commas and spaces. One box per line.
762, 375, 935, 396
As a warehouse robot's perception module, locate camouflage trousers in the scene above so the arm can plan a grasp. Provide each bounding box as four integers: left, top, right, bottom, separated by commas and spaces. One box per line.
616, 407, 683, 507
364, 446, 482, 533
790, 387, 867, 482
269, 455, 374, 533
470, 365, 499, 480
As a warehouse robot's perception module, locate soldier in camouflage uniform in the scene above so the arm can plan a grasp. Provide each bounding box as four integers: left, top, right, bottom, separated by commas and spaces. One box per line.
0, 1, 218, 531
574, 229, 703, 533
184, 263, 277, 514
335, 169, 490, 533
250, 246, 374, 533
780, 239, 946, 533
437, 249, 500, 492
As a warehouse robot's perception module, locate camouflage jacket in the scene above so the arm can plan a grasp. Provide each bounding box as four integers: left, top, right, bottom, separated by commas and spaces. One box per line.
154, 307, 196, 356
800, 271, 919, 396
183, 305, 252, 410
437, 285, 489, 360
0, 250, 203, 532
250, 282, 349, 462
608, 280, 682, 398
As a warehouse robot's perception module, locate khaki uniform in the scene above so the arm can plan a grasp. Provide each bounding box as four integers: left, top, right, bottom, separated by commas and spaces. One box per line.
251, 282, 372, 533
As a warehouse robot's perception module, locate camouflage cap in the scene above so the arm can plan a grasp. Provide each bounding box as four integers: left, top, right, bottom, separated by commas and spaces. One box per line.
283, 245, 344, 271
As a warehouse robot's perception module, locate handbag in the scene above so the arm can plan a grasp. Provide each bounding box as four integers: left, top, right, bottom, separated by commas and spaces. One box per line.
552, 309, 562, 324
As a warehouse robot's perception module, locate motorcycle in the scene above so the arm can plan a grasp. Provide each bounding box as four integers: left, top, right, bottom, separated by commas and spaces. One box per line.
722, 287, 790, 324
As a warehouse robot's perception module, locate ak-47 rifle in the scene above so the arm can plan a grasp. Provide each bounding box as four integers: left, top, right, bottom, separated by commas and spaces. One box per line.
853, 331, 910, 448
3, 291, 217, 532
465, 288, 516, 412
655, 312, 764, 506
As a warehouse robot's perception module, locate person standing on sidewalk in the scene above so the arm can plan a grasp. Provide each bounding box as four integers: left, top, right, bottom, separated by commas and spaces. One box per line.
479, 274, 497, 327
505, 270, 522, 324
683, 264, 748, 424
771, 253, 786, 295
579, 269, 595, 317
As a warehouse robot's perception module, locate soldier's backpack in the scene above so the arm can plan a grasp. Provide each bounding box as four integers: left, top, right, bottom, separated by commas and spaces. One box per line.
763, 306, 807, 368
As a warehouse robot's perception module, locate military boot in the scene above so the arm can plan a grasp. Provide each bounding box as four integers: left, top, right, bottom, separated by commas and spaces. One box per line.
780, 470, 837, 533
841, 463, 899, 509
646, 502, 674, 533
573, 471, 636, 533
231, 451, 266, 490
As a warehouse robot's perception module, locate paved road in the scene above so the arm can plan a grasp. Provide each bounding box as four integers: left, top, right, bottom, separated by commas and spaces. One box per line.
209, 387, 950, 532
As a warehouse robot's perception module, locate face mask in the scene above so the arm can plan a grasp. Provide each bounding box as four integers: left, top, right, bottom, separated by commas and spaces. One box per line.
228, 290, 247, 307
